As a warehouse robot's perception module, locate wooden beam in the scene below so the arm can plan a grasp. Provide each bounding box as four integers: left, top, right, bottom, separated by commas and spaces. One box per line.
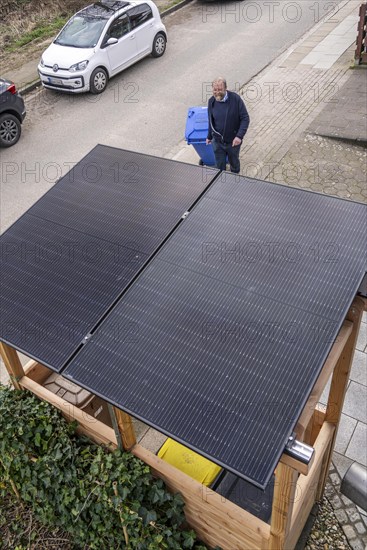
111, 407, 137, 450
23, 359, 39, 372
287, 422, 335, 548
0, 343, 25, 390
268, 462, 298, 550
295, 320, 353, 438
318, 296, 365, 499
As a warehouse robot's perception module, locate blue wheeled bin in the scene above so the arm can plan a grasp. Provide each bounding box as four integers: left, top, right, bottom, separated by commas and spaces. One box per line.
185, 106, 216, 166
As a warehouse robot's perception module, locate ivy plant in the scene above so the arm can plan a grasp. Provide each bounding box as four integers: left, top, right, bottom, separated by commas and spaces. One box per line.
0, 385, 216, 550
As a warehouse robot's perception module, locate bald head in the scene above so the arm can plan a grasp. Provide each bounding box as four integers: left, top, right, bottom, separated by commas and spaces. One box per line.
212, 77, 227, 88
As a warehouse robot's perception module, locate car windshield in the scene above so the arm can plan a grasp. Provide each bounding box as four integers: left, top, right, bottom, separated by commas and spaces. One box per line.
54, 15, 108, 48
0, 80, 8, 93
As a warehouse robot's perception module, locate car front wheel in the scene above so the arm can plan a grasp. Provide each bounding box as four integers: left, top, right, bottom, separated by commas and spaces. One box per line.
152, 33, 166, 58
90, 67, 108, 94
0, 113, 21, 147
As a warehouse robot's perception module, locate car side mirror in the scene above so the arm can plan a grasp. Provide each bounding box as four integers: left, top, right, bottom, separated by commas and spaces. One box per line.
106, 37, 118, 46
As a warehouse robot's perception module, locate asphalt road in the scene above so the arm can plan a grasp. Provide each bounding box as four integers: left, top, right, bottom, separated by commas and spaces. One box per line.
1, 0, 343, 230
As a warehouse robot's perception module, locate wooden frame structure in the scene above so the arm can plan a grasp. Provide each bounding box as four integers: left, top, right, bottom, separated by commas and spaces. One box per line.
1, 296, 365, 549
355, 3, 367, 65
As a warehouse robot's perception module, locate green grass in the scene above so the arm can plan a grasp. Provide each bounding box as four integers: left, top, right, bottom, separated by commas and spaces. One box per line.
6, 15, 67, 52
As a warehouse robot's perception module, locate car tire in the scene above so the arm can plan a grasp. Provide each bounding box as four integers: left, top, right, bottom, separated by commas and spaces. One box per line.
0, 113, 21, 147
90, 67, 108, 94
151, 33, 166, 58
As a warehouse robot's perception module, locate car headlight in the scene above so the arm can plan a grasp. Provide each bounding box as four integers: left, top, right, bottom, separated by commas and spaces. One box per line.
69, 60, 89, 72
40, 57, 45, 68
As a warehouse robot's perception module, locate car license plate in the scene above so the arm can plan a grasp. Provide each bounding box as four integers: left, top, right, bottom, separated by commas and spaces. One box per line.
48, 77, 63, 85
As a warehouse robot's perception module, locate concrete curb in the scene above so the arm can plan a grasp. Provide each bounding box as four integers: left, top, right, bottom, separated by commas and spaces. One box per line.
20, 79, 42, 95
161, 0, 193, 17
19, 0, 194, 96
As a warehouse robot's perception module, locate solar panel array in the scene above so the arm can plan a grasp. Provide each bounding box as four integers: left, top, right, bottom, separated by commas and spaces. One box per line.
0, 145, 218, 371
64, 173, 366, 488
1, 144, 365, 489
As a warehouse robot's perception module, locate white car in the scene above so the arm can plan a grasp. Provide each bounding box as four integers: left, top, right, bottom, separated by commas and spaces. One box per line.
38, 0, 167, 94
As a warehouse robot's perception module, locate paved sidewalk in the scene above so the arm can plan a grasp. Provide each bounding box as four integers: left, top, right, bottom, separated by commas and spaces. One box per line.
1, 0, 366, 547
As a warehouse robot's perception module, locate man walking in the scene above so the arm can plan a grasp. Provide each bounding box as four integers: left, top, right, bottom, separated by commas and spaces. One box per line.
206, 77, 250, 173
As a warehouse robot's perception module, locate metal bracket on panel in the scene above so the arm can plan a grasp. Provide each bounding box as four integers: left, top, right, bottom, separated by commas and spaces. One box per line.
284, 433, 314, 465
181, 211, 190, 220
81, 333, 93, 345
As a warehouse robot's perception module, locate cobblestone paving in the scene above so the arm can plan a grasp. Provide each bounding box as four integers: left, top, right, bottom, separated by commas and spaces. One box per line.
266, 133, 367, 203
237, 63, 353, 182
326, 466, 367, 549
237, 47, 366, 204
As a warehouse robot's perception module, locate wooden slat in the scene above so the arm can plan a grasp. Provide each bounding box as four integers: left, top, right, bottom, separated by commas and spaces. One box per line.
132, 444, 270, 550
287, 422, 335, 549
0, 343, 25, 389
295, 320, 353, 438
307, 405, 326, 446
268, 462, 298, 550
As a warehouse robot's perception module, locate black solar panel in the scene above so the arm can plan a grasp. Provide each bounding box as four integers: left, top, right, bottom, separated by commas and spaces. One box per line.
0, 145, 218, 371
64, 173, 366, 488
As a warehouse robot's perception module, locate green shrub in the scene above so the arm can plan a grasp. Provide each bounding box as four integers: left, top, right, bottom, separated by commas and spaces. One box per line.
0, 385, 211, 549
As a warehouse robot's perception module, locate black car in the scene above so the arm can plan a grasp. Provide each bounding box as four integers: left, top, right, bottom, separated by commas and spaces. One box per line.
0, 78, 26, 147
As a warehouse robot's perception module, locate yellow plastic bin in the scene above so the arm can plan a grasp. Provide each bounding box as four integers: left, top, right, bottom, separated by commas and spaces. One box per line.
158, 438, 222, 486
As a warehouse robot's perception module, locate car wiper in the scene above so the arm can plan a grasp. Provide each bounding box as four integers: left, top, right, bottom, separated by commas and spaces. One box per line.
53, 40, 86, 48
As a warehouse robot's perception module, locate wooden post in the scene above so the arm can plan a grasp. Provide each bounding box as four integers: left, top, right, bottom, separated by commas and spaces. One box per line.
317, 296, 365, 499
355, 3, 367, 65
0, 343, 25, 390
110, 407, 137, 451
269, 462, 298, 550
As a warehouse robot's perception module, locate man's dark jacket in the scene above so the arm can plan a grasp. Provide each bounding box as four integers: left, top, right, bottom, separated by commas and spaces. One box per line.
207, 91, 250, 143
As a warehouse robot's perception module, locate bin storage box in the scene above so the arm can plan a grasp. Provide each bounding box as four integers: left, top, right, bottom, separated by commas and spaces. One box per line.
185, 106, 216, 166
44, 373, 112, 427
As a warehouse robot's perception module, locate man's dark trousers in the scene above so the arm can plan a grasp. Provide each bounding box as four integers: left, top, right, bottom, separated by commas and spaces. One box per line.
212, 138, 241, 173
